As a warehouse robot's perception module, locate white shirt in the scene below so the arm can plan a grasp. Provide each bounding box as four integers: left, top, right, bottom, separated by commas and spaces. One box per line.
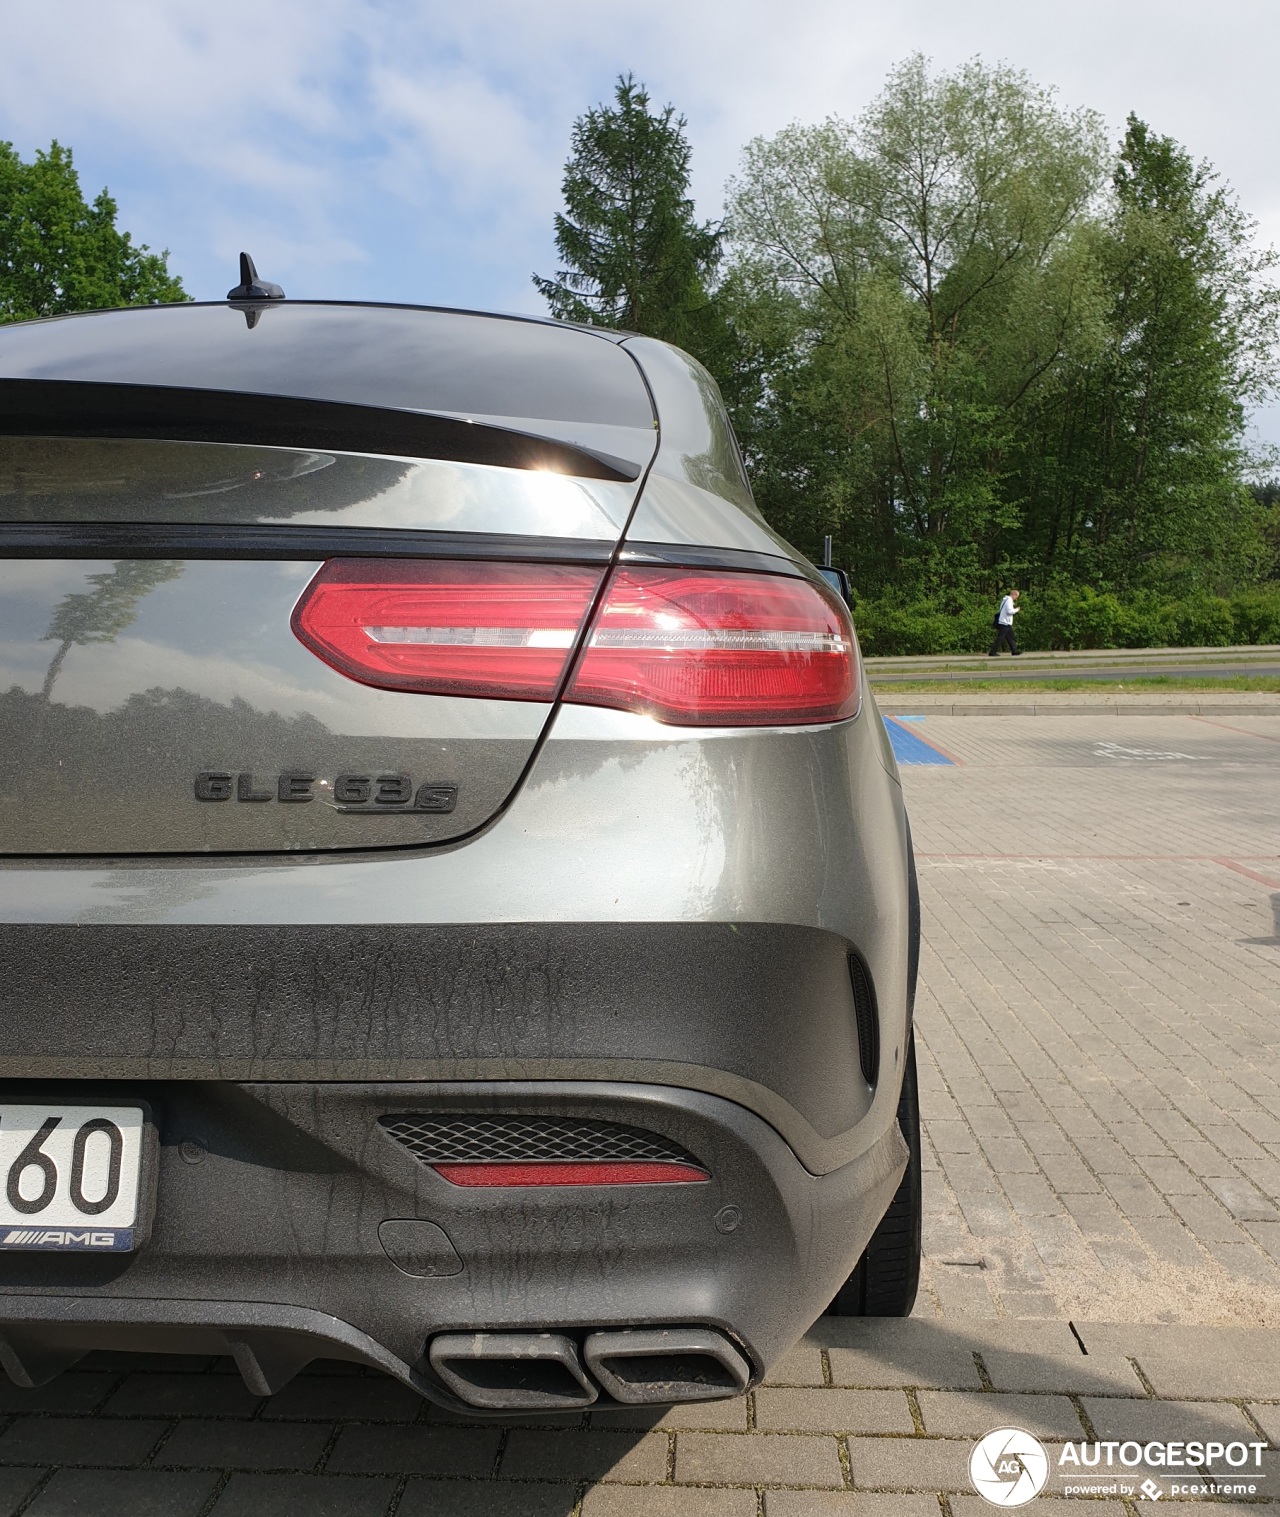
998, 595, 1019, 625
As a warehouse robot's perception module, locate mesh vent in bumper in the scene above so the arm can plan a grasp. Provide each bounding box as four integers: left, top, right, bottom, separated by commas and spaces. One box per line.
379, 1115, 699, 1167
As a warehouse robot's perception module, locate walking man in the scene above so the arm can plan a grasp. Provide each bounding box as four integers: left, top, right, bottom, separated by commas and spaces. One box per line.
989, 588, 1022, 656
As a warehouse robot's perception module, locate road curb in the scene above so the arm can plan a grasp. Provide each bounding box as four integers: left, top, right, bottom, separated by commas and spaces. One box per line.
877, 700, 1280, 716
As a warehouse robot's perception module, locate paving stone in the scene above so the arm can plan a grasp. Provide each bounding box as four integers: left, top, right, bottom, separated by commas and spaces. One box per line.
155, 1419, 331, 1471
916, 1391, 1085, 1440
397, 1481, 579, 1517
1034, 1154, 1102, 1194
941, 1153, 1001, 1193
0, 1375, 116, 1415
766, 1497, 942, 1517
27, 1469, 217, 1517
997, 1173, 1067, 1216
259, 1376, 421, 1422
676, 1431, 844, 1487
952, 1501, 1126, 1517
423, 1405, 584, 1430
990, 1291, 1060, 1318
1080, 1396, 1255, 1444
499, 1429, 667, 1482
1129, 1216, 1212, 1267
1247, 1403, 1280, 1446
1206, 1177, 1280, 1222
0, 1418, 165, 1469
821, 1322, 984, 1390
0, 1470, 45, 1517
1062, 1194, 1131, 1238
977, 1138, 1041, 1176
926, 1270, 1000, 1317
980, 1351, 1144, 1395
764, 1334, 826, 1386
846, 1436, 971, 1491
325, 1423, 499, 1476
1074, 1325, 1280, 1399
590, 1397, 747, 1431
1165, 1194, 1245, 1245
102, 1372, 262, 1418
1155, 1506, 1274, 1517
1099, 1174, 1174, 1218
584, 1488, 756, 1517
754, 1388, 916, 1434
1245, 1220, 1280, 1263
209, 1473, 396, 1516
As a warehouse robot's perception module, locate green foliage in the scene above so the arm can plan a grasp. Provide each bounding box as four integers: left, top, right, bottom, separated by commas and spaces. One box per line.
721, 57, 1111, 593
0, 140, 186, 322
533, 74, 726, 362
717, 58, 1280, 603
852, 584, 1280, 654
1012, 117, 1279, 591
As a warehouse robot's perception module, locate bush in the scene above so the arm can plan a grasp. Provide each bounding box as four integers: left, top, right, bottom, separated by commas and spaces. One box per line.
850, 584, 1280, 655
1229, 588, 1280, 644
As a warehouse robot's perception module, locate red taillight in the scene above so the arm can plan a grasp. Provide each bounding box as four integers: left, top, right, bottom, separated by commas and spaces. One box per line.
432, 1161, 710, 1187
293, 559, 857, 726
567, 566, 857, 725
291, 559, 604, 700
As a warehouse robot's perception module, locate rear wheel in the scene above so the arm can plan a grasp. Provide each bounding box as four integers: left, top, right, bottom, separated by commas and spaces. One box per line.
826, 1030, 922, 1316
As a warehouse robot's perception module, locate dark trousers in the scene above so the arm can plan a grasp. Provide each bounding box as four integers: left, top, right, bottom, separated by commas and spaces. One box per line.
989, 623, 1019, 655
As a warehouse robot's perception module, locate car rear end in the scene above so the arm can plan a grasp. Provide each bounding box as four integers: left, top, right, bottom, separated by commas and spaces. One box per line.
0, 301, 914, 1410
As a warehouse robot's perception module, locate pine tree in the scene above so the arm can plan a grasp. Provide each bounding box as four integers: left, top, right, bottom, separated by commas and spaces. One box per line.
534, 75, 722, 355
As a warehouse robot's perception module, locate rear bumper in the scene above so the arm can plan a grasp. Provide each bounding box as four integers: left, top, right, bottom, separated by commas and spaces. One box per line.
0, 1079, 907, 1408
0, 920, 891, 1173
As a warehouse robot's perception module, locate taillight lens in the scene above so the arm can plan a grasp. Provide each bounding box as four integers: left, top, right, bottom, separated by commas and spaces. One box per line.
292, 559, 858, 726
291, 559, 604, 700
567, 566, 857, 725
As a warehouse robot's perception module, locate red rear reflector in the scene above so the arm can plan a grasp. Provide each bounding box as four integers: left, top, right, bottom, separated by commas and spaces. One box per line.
432, 1161, 710, 1187
291, 559, 604, 700
567, 566, 858, 725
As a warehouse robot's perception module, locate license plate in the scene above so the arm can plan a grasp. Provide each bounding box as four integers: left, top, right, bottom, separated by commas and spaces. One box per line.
0, 1106, 145, 1251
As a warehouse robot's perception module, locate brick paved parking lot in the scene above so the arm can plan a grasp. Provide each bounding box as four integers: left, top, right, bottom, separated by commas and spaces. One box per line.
905, 713, 1280, 1324
0, 711, 1274, 1514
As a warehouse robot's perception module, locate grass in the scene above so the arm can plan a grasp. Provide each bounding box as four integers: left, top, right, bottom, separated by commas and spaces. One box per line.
870, 674, 1280, 694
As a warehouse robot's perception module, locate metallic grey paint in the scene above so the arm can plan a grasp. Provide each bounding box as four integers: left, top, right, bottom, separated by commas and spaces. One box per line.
0, 558, 548, 851
0, 439, 639, 537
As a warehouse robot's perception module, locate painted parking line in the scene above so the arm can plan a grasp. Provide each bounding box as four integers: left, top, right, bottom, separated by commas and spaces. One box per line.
884, 716, 956, 766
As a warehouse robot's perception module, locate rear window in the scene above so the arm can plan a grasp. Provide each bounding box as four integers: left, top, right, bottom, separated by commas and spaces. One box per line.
0, 303, 655, 430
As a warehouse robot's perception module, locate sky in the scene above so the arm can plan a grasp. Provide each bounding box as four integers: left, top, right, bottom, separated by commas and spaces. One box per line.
3, 0, 1279, 440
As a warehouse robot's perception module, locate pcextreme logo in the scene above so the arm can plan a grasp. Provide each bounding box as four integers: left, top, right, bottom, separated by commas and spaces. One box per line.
970, 1428, 1050, 1507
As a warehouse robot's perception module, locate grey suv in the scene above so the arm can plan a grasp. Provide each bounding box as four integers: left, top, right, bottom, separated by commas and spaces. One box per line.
0, 290, 920, 1412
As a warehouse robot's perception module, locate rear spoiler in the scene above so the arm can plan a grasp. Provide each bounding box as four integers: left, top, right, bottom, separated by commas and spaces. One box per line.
0, 380, 641, 483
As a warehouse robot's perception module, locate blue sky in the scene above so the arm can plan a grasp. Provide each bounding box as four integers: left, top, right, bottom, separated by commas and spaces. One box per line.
4, 0, 1280, 442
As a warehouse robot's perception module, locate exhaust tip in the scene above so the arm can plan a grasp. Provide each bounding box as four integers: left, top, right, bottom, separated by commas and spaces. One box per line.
584, 1327, 751, 1404
428, 1331, 597, 1411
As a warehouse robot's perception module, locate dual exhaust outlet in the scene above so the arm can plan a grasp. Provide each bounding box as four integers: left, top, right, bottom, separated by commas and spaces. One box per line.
429, 1326, 751, 1411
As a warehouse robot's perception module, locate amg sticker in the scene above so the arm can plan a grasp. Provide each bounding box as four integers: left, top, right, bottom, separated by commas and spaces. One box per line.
194, 773, 457, 814
0, 1227, 133, 1251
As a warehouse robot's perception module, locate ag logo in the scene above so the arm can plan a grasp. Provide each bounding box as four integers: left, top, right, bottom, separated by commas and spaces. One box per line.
970, 1427, 1050, 1507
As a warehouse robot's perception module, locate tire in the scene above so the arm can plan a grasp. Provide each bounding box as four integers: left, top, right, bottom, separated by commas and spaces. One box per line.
826, 1030, 922, 1316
